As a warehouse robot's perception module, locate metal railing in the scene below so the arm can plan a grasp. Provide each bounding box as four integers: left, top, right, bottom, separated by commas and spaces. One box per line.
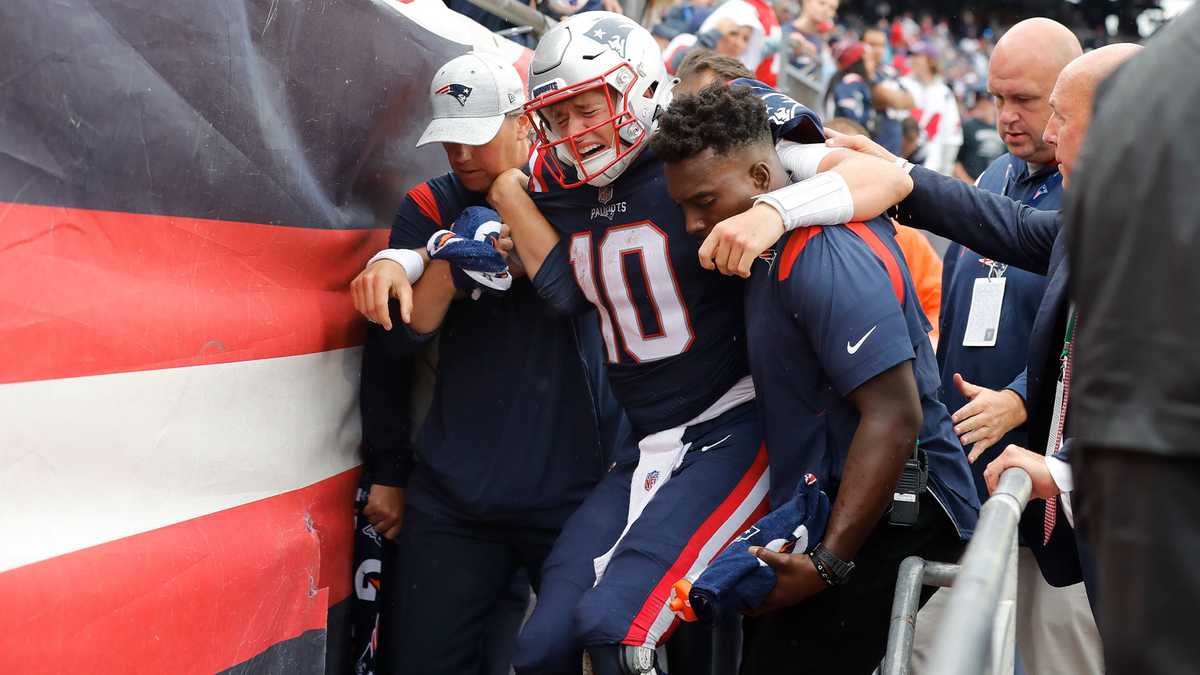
881, 558, 959, 675
463, 0, 557, 37
882, 467, 1033, 675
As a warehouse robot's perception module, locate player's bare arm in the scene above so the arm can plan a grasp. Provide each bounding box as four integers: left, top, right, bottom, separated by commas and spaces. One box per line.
406, 255, 460, 335
487, 167, 560, 279
351, 257, 415, 330
751, 361, 922, 610
697, 146, 914, 278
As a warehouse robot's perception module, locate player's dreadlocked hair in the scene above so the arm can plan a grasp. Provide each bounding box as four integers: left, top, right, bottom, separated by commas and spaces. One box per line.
652, 83, 771, 164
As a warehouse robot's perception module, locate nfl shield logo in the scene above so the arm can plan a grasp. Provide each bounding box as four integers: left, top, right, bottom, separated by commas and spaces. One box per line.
598, 186, 613, 205
644, 470, 660, 491
804, 473, 817, 485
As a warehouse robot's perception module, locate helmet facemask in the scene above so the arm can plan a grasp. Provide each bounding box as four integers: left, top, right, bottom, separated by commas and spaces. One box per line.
526, 62, 651, 189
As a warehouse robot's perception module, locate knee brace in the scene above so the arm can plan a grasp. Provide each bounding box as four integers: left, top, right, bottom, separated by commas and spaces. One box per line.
584, 644, 657, 675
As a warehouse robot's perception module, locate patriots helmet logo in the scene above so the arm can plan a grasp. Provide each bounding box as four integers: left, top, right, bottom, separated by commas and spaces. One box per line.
585, 17, 636, 56
436, 82, 473, 107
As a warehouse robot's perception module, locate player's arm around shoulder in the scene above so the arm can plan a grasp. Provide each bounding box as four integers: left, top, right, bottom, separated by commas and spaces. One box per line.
699, 138, 913, 278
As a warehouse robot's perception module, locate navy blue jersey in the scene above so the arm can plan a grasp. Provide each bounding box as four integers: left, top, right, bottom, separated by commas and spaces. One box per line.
744, 218, 979, 537
366, 172, 627, 527
529, 150, 749, 435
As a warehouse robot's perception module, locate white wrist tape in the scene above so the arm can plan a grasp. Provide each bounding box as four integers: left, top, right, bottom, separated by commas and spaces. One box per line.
367, 248, 425, 284
754, 171, 854, 231
776, 140, 836, 181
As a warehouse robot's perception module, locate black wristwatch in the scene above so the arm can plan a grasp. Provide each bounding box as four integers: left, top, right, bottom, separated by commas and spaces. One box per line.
809, 543, 856, 587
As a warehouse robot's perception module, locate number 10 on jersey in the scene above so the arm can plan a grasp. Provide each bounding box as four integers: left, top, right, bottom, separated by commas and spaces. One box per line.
570, 221, 695, 363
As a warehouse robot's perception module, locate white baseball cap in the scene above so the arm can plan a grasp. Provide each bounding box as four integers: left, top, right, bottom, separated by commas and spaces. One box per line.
417, 52, 527, 147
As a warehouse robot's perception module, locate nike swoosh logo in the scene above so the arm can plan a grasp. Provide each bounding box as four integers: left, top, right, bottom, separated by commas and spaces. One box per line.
699, 434, 732, 453
847, 325, 878, 355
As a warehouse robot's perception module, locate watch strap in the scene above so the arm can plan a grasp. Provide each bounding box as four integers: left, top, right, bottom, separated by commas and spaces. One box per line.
810, 543, 855, 586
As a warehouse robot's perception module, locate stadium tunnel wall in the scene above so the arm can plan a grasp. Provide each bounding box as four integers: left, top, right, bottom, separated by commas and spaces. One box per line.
0, 1, 530, 671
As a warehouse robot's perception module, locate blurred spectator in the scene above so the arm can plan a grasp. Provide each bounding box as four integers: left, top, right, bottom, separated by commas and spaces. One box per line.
826, 43, 873, 129
668, 2, 765, 74
786, 0, 838, 84
702, 2, 765, 67
900, 117, 925, 164
900, 42, 961, 174
864, 27, 915, 157
744, 0, 783, 86
953, 89, 1004, 182
650, 0, 715, 42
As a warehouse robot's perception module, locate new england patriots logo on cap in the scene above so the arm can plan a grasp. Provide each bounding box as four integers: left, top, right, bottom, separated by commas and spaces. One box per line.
586, 17, 636, 55
436, 83, 473, 107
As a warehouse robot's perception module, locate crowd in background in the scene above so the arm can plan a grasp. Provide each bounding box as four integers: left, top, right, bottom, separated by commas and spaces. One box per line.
455, 0, 1139, 185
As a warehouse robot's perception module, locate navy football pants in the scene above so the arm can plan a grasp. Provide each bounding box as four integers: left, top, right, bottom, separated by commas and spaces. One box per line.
514, 403, 769, 674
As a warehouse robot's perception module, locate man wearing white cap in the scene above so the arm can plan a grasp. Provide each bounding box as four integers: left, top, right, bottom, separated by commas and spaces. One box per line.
351, 51, 626, 674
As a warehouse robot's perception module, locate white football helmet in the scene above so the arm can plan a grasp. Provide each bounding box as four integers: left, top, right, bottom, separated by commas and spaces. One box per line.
525, 12, 673, 188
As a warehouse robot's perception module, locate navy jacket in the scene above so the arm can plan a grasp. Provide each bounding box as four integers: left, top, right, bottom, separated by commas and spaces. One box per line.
938, 154, 1062, 504
893, 166, 1081, 586
360, 174, 628, 530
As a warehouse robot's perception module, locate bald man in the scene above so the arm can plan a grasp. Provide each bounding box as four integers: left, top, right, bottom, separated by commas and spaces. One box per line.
927, 21, 1098, 674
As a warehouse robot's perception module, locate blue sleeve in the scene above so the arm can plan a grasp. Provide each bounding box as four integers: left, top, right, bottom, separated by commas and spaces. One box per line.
389, 180, 456, 249
785, 231, 916, 396
359, 325, 415, 486
1004, 368, 1029, 404
531, 238, 590, 316
390, 197, 438, 249
893, 166, 1061, 275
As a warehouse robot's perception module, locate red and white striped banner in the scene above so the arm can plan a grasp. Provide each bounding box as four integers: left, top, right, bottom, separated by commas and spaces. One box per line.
0, 0, 529, 671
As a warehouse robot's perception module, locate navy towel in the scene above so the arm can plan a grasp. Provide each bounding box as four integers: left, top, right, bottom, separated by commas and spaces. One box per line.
689, 473, 831, 623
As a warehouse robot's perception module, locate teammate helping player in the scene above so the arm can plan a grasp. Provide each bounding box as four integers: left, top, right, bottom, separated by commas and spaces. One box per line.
484, 12, 921, 674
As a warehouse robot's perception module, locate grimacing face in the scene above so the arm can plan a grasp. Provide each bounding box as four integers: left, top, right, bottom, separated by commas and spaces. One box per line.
542, 88, 618, 159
